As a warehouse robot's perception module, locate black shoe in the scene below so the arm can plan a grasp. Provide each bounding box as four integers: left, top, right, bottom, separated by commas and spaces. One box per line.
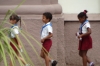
52, 60, 57, 66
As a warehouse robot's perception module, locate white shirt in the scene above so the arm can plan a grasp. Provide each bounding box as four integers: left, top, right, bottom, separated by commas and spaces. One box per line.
80, 21, 91, 34
9, 25, 19, 38
41, 22, 53, 39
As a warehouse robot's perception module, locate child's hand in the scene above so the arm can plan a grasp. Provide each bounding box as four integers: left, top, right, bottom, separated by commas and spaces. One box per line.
78, 35, 82, 38
18, 44, 21, 49
75, 33, 77, 36
78, 35, 82, 40
41, 38, 45, 43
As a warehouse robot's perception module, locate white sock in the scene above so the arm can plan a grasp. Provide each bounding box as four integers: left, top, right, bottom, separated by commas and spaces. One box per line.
90, 62, 94, 66
51, 60, 54, 63
26, 64, 30, 66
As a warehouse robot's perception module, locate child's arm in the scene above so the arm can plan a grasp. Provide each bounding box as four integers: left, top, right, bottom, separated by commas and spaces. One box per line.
44, 32, 53, 39
41, 25, 53, 43
15, 34, 22, 49
41, 32, 53, 43
78, 28, 91, 38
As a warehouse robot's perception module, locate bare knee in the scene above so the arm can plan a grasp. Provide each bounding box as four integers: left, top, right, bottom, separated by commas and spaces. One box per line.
81, 53, 87, 58
79, 51, 82, 57
40, 49, 45, 58
79, 53, 82, 57
80, 50, 87, 58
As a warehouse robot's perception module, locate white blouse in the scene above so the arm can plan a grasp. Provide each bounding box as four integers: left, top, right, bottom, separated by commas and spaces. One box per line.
41, 22, 53, 39
81, 22, 91, 34
9, 25, 19, 38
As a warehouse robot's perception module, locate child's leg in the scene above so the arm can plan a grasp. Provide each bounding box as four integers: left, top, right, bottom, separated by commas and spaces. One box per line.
44, 54, 50, 66
18, 56, 27, 65
79, 50, 82, 57
40, 48, 52, 61
85, 51, 94, 66
79, 50, 91, 63
9, 53, 16, 66
9, 53, 27, 66
40, 48, 50, 66
16, 51, 27, 65
86, 56, 91, 63
40, 49, 45, 59
81, 50, 88, 66
42, 50, 50, 66
43, 49, 57, 66
9, 60, 13, 66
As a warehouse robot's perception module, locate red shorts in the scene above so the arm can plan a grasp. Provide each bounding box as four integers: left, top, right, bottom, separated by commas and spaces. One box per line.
42, 39, 52, 53
10, 38, 18, 53
78, 35, 92, 50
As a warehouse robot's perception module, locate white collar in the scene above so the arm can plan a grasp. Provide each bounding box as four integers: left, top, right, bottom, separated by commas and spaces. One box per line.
45, 22, 51, 25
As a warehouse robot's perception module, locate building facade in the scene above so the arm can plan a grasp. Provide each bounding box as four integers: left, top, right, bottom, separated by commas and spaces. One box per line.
59, 0, 100, 66
59, 0, 100, 13
0, 0, 100, 66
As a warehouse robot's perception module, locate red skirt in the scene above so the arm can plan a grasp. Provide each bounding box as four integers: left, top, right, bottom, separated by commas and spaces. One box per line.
42, 39, 52, 53
10, 38, 18, 53
78, 35, 92, 50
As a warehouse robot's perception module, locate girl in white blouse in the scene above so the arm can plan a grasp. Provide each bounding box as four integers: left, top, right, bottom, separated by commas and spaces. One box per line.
9, 14, 29, 66
76, 10, 94, 66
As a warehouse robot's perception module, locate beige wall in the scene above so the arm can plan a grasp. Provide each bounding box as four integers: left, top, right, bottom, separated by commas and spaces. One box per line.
0, 14, 65, 66
0, 0, 100, 66
58, 0, 100, 13
0, 0, 65, 66
0, 0, 62, 14
64, 21, 100, 66
0, 0, 58, 5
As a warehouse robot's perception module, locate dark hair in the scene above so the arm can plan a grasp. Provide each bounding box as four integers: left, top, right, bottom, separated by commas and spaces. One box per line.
78, 10, 88, 19
10, 14, 21, 27
43, 12, 52, 21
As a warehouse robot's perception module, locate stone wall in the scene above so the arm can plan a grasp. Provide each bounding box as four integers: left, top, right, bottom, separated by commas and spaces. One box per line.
0, 15, 65, 66
0, 0, 65, 66
64, 21, 100, 66
0, 0, 100, 66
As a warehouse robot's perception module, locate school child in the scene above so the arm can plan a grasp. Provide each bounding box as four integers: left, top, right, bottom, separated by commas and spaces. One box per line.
9, 14, 29, 66
76, 10, 94, 66
40, 12, 57, 66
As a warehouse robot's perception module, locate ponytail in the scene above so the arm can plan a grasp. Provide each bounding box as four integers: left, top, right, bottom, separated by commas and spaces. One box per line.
19, 16, 21, 28
78, 10, 88, 19
84, 10, 88, 14
10, 14, 22, 28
